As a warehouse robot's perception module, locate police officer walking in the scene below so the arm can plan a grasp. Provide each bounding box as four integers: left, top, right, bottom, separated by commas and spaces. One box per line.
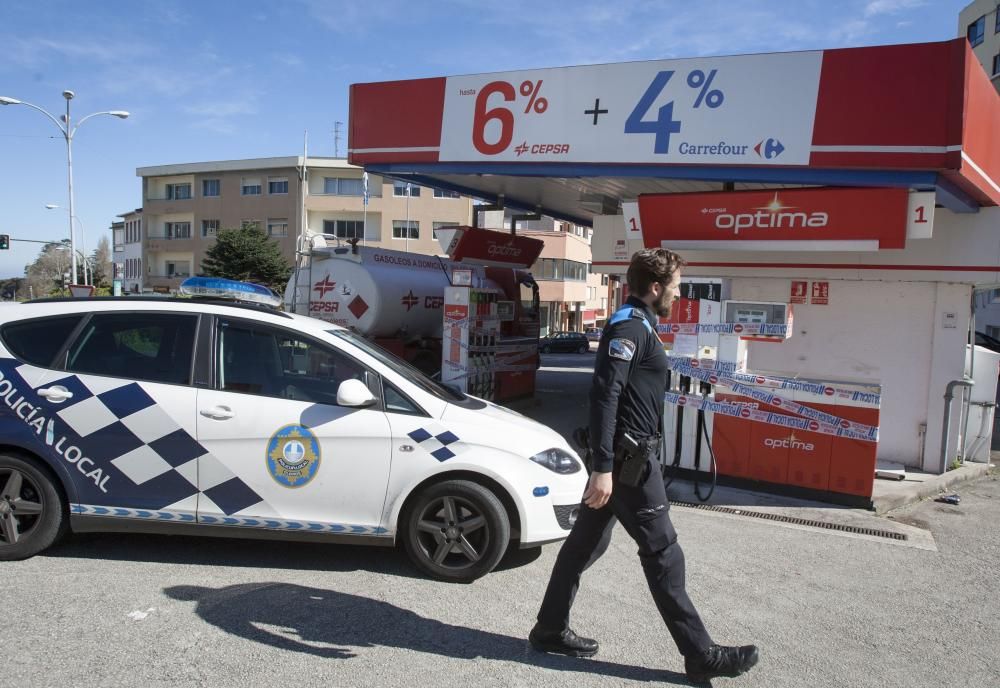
529, 249, 759, 684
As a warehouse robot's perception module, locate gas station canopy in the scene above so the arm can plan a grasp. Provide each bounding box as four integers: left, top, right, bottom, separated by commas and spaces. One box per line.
348, 38, 999, 224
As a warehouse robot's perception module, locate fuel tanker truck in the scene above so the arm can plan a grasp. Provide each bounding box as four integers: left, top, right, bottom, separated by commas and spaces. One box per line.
284, 226, 544, 401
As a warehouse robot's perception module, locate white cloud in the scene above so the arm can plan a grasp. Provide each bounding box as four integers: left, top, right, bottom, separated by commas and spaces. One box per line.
864, 0, 926, 18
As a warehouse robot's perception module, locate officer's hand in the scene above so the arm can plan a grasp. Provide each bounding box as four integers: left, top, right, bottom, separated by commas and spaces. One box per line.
582, 471, 613, 509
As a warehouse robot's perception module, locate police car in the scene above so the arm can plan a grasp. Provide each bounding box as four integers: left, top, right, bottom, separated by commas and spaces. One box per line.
0, 278, 586, 582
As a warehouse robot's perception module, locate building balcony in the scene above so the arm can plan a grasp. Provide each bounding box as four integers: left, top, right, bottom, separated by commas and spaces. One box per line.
145, 274, 191, 292
145, 235, 195, 252
143, 198, 194, 215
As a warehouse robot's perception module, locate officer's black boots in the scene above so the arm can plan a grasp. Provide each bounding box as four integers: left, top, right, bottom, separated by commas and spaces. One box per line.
528, 624, 599, 657
684, 644, 759, 683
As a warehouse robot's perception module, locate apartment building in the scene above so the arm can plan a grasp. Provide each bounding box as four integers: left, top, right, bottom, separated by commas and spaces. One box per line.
128, 157, 473, 292
960, 0, 1000, 91
482, 213, 612, 335
112, 208, 143, 293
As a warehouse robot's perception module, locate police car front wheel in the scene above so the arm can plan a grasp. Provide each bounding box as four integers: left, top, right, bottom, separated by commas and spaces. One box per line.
0, 454, 66, 561
402, 480, 510, 583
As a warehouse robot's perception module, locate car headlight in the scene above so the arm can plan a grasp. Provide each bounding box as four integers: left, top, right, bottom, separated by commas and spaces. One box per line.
529, 448, 582, 474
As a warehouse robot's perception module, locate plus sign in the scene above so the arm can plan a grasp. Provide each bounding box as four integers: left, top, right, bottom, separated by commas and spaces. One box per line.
584, 98, 608, 125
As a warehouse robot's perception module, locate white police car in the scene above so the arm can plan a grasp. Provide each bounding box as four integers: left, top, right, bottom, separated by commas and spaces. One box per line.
0, 278, 586, 582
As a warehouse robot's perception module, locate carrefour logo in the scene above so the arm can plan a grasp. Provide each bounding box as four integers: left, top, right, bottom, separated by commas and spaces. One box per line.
754, 138, 785, 159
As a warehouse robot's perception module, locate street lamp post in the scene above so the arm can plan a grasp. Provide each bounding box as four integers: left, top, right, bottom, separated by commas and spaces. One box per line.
44, 204, 89, 285
0, 91, 128, 285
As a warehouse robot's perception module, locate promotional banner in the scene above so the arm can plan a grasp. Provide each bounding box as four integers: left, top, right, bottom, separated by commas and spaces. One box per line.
638, 187, 909, 251
438, 52, 822, 165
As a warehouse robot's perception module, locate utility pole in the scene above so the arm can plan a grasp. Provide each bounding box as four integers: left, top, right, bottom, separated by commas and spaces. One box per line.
334, 121, 343, 158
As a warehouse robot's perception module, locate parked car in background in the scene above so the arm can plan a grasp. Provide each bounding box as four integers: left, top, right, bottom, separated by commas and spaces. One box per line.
585, 327, 602, 342
539, 331, 590, 354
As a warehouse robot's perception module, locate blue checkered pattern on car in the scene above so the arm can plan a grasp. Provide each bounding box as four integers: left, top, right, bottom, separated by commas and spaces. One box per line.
71, 504, 387, 535
408, 426, 464, 461
0, 360, 268, 517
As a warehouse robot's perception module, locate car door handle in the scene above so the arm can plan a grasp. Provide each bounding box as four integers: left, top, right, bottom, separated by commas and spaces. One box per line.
199, 406, 235, 420
38, 386, 73, 403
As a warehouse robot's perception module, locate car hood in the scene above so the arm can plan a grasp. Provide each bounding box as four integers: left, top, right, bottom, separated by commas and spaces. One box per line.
440, 398, 578, 459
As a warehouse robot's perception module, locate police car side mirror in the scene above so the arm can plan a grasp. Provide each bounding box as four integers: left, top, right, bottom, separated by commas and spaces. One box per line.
337, 378, 377, 408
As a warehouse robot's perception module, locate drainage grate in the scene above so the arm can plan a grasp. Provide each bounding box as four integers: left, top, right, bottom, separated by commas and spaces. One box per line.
672, 501, 908, 541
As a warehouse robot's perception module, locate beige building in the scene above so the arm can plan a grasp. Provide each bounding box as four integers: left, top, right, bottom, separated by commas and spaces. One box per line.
132, 157, 473, 292
960, 0, 1000, 91
482, 213, 613, 335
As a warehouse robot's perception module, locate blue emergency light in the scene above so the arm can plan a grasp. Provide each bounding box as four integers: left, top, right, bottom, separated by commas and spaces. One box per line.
178, 276, 283, 308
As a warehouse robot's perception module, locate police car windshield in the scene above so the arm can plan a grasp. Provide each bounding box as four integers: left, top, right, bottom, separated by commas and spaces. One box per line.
329, 330, 465, 402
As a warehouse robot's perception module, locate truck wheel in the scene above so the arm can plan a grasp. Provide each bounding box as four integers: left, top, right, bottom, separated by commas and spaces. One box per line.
402, 480, 510, 583
0, 454, 65, 561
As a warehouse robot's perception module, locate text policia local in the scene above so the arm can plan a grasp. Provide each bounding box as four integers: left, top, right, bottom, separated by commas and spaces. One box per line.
0, 369, 111, 493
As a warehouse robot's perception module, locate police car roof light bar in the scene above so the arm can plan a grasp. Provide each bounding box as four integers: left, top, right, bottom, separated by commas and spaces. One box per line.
179, 277, 283, 309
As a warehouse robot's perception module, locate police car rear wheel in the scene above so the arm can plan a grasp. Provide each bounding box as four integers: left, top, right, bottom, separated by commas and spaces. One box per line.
0, 455, 65, 561
403, 480, 510, 583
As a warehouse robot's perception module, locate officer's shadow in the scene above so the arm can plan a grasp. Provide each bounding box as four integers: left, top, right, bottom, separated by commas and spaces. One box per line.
164, 582, 692, 685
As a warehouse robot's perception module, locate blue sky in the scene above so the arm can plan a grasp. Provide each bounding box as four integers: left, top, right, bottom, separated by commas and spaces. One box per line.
0, 0, 973, 279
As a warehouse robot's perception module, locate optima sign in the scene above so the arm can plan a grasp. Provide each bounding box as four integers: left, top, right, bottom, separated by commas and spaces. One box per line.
637, 187, 909, 251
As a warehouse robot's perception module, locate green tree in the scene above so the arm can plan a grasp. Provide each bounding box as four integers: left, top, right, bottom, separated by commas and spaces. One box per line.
89, 235, 113, 289
200, 225, 291, 292
24, 241, 73, 298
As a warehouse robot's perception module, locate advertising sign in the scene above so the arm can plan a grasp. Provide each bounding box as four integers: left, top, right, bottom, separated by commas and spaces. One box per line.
438, 52, 822, 165
637, 187, 908, 250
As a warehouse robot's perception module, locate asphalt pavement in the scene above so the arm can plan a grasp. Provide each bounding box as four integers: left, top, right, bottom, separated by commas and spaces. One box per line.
5, 349, 1000, 688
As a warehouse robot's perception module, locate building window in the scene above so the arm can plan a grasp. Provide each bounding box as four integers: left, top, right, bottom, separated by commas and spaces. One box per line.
164, 222, 191, 239
202, 219, 220, 237
968, 15, 986, 47
202, 179, 220, 197
393, 182, 420, 197
324, 219, 364, 239
392, 220, 419, 239
241, 219, 261, 231
993, 53, 1000, 76
532, 258, 588, 282
241, 178, 262, 196
166, 183, 191, 200
267, 218, 288, 237
433, 188, 461, 199
165, 261, 191, 278
323, 177, 363, 195
268, 177, 288, 195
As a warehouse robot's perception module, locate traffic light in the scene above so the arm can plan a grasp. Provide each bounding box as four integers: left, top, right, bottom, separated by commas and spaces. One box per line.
0, 235, 8, 250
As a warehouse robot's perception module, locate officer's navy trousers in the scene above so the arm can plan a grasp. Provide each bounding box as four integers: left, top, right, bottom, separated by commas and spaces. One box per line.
536, 458, 714, 657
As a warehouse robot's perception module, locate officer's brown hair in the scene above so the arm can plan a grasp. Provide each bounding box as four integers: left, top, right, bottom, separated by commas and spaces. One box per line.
626, 248, 686, 297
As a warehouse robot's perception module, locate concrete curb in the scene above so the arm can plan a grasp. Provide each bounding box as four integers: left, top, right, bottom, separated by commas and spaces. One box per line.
873, 462, 994, 514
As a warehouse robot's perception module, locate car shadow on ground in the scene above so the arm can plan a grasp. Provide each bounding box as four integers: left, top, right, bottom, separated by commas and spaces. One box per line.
163, 581, 691, 685
42, 531, 544, 578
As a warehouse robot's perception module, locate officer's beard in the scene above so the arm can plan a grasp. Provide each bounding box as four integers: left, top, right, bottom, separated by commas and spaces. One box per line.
653, 290, 674, 317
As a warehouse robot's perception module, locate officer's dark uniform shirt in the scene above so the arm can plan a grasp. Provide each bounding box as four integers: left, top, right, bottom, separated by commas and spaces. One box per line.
589, 296, 668, 473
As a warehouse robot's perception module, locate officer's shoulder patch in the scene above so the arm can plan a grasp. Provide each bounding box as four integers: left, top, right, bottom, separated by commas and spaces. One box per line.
608, 337, 636, 361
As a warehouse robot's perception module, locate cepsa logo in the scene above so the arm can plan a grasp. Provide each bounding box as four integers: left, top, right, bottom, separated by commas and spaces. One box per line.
514, 141, 570, 157
710, 192, 829, 235
309, 301, 340, 313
